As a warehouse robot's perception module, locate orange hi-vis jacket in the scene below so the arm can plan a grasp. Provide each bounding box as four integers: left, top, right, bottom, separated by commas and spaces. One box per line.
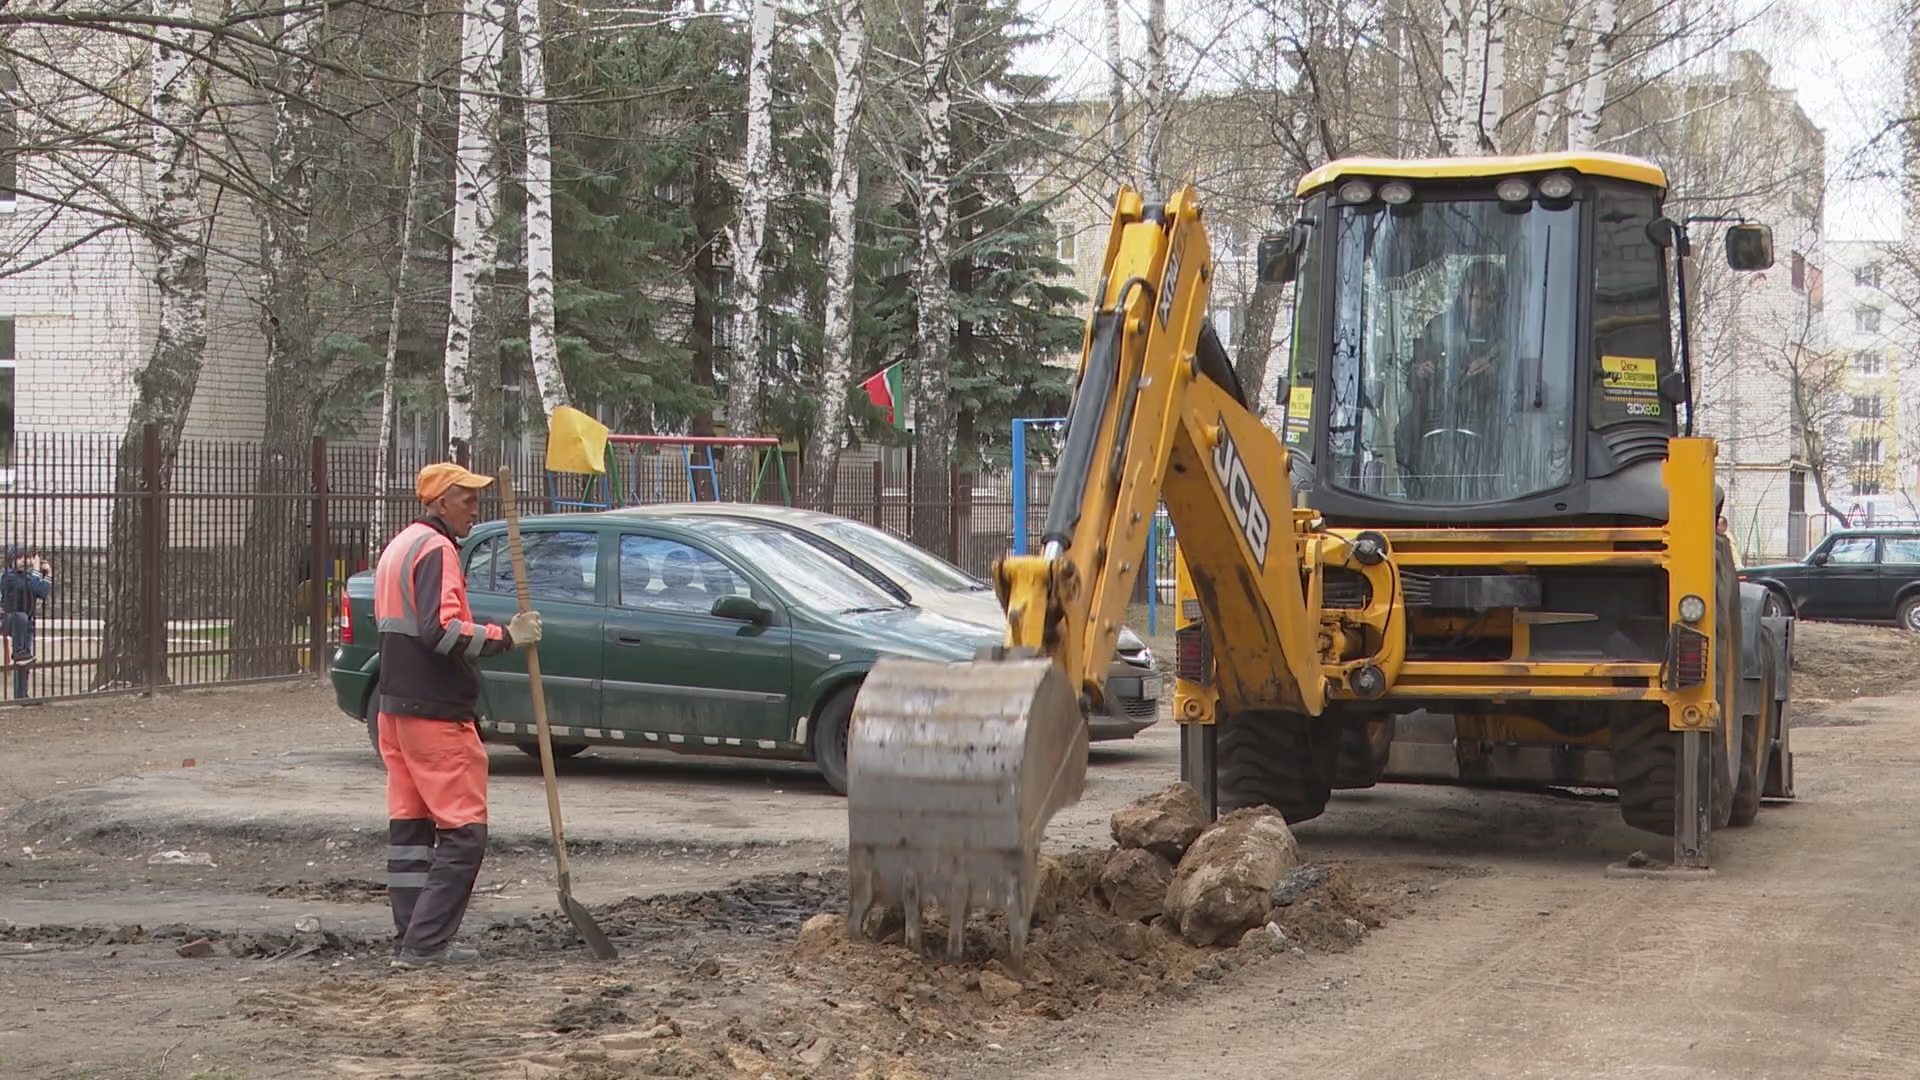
374, 517, 514, 721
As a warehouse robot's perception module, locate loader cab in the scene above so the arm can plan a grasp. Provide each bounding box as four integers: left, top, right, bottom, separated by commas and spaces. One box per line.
1262, 152, 1770, 527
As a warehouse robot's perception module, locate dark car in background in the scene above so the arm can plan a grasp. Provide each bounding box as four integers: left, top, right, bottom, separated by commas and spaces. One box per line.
1739, 527, 1920, 629
331, 511, 1005, 793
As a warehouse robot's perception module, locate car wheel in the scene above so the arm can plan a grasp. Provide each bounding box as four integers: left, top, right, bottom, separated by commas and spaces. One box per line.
1899, 596, 1920, 632
1762, 588, 1792, 619
810, 683, 859, 796
515, 741, 588, 760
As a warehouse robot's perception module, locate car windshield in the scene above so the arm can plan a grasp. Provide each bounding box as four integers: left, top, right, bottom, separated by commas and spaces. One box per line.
1326, 196, 1579, 506
708, 523, 907, 613
813, 519, 987, 593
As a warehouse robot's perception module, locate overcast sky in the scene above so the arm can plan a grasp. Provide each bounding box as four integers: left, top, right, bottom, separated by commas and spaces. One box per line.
1012, 0, 1906, 243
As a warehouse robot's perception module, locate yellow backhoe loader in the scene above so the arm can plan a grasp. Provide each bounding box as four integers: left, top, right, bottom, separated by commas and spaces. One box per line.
843, 153, 1796, 962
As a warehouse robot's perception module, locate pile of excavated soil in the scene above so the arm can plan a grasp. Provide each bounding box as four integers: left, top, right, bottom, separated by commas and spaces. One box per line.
212, 800, 1427, 1079
1791, 621, 1920, 708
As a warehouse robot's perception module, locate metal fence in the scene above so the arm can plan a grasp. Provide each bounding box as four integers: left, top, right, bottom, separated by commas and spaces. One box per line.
1, 428, 1146, 706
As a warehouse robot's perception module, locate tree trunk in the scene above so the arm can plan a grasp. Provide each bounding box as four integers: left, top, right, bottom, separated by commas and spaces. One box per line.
724, 0, 778, 439
1456, 0, 1487, 153
910, 0, 953, 555
1568, 0, 1617, 151
1437, 0, 1466, 153
691, 153, 727, 499
800, 0, 866, 510
1235, 280, 1290, 421
444, 0, 508, 462
372, 6, 437, 564
1139, 0, 1166, 202
95, 0, 212, 690
1529, 2, 1577, 153
1478, 2, 1506, 153
519, 0, 567, 420
232, 7, 322, 679
1105, 0, 1125, 185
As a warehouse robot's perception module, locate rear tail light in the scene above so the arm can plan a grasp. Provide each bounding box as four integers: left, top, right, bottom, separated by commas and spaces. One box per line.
1665, 624, 1708, 689
340, 590, 353, 646
1174, 623, 1213, 685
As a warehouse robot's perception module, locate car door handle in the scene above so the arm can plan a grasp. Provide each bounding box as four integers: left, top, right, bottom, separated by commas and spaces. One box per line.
615, 632, 646, 646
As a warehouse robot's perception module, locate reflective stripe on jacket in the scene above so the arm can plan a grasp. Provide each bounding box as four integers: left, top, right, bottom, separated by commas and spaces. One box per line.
374, 517, 512, 720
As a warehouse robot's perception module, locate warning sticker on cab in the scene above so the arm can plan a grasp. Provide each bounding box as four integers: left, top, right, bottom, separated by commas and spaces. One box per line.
1601, 355, 1659, 401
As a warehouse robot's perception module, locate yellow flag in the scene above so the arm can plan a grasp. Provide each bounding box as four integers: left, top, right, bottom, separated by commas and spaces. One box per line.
545, 406, 609, 474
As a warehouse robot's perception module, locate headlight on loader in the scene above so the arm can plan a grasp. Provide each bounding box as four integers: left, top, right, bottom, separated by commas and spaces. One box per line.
1678, 594, 1707, 623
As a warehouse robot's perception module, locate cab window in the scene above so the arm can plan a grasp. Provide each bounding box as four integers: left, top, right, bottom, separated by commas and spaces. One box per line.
1881, 537, 1920, 563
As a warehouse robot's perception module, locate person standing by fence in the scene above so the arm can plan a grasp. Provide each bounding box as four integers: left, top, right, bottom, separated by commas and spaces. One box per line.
374, 464, 543, 967
2, 545, 51, 701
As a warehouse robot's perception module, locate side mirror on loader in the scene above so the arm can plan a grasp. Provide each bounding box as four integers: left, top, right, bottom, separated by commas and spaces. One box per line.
1258, 224, 1306, 284
1725, 223, 1774, 271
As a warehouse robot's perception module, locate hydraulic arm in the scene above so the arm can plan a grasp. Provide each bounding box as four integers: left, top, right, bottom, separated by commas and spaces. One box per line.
843, 186, 1404, 962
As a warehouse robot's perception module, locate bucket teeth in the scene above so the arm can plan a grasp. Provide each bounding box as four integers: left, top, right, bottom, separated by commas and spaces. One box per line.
844, 656, 1088, 967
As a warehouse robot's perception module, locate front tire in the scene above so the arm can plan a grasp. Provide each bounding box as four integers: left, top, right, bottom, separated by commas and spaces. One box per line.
515, 741, 588, 760
810, 684, 858, 796
1332, 715, 1394, 789
1218, 710, 1339, 824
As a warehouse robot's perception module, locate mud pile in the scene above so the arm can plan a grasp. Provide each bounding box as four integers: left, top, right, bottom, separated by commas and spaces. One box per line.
1791, 621, 1920, 706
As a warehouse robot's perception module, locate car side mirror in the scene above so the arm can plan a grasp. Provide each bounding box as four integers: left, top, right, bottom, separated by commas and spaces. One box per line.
1725, 223, 1774, 271
1810, 551, 1829, 566
711, 594, 771, 624
1257, 224, 1305, 284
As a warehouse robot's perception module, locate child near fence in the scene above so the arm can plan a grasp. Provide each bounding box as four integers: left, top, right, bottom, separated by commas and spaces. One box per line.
2, 544, 52, 701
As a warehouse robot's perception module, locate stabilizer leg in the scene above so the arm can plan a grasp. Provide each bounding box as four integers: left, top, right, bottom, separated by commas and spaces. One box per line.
1180, 722, 1218, 821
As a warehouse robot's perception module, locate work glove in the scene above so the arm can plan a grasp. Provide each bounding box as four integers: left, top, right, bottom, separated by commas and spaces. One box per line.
508, 609, 544, 649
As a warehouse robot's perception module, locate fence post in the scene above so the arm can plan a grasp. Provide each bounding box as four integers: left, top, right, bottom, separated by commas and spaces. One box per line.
871, 460, 883, 528
141, 423, 164, 694
1010, 419, 1027, 554
310, 436, 329, 674
949, 463, 966, 565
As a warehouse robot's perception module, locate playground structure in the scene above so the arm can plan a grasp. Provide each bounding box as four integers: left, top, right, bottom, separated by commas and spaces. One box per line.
545, 433, 793, 511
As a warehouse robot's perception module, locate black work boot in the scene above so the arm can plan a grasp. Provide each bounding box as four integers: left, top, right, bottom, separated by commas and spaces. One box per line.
391, 943, 482, 968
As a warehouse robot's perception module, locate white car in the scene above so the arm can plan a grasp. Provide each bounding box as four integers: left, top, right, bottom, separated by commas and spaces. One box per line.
620, 503, 1162, 739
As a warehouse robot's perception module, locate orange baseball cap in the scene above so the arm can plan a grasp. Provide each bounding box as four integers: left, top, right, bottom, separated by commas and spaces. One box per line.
416, 462, 495, 503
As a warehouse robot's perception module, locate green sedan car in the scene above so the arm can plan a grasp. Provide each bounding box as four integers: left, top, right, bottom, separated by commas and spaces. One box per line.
331, 511, 1004, 793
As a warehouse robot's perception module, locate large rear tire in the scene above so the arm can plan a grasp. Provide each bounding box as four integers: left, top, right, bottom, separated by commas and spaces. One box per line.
1218, 710, 1339, 824
1332, 715, 1394, 789
1729, 625, 1777, 827
1610, 705, 1731, 835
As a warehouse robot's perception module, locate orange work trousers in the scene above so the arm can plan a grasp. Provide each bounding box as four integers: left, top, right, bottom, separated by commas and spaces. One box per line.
379, 713, 490, 828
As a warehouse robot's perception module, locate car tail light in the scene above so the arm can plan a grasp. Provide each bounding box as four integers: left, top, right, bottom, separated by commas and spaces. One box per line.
340, 590, 353, 646
1665, 624, 1708, 689
1174, 623, 1213, 685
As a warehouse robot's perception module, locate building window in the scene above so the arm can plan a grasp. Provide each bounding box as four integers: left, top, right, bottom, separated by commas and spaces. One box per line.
1854, 350, 1886, 375
0, 318, 13, 467
1852, 394, 1885, 419
1857, 263, 1884, 289
1790, 252, 1806, 291
1055, 221, 1076, 264
1853, 437, 1884, 464
1851, 472, 1882, 497
0, 68, 15, 204
1856, 307, 1883, 333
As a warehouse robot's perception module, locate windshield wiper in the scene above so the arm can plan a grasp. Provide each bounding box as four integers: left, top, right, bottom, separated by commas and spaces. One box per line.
841, 604, 902, 614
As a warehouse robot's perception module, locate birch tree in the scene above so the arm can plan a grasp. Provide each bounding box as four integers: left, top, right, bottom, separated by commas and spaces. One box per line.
724, 0, 778, 439
373, 7, 437, 562
910, 0, 954, 553
1105, 0, 1126, 185
1568, 0, 1617, 151
96, 0, 213, 689
800, 0, 866, 509
233, 5, 325, 677
1438, 0, 1467, 153
1529, 2, 1579, 152
1140, 0, 1166, 200
443, 0, 508, 462
518, 0, 567, 419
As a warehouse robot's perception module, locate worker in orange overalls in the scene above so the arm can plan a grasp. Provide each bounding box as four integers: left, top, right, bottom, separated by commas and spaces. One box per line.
374, 463, 543, 968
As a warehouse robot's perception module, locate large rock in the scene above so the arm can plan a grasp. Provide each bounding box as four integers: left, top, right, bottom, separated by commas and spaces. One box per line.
1098, 848, 1174, 923
1163, 807, 1303, 947
1110, 782, 1207, 862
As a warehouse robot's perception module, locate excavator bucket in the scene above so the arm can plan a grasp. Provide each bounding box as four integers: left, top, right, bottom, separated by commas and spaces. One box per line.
844, 655, 1087, 965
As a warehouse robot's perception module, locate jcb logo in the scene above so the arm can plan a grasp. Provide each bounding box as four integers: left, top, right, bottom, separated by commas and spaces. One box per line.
1211, 415, 1271, 570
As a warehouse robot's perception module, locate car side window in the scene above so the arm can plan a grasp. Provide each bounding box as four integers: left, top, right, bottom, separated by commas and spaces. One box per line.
1884, 538, 1920, 564
469, 530, 599, 603
1826, 537, 1878, 565
619, 535, 752, 614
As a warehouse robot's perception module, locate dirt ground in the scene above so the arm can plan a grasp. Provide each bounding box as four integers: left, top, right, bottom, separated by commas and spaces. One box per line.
0, 619, 1916, 1079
